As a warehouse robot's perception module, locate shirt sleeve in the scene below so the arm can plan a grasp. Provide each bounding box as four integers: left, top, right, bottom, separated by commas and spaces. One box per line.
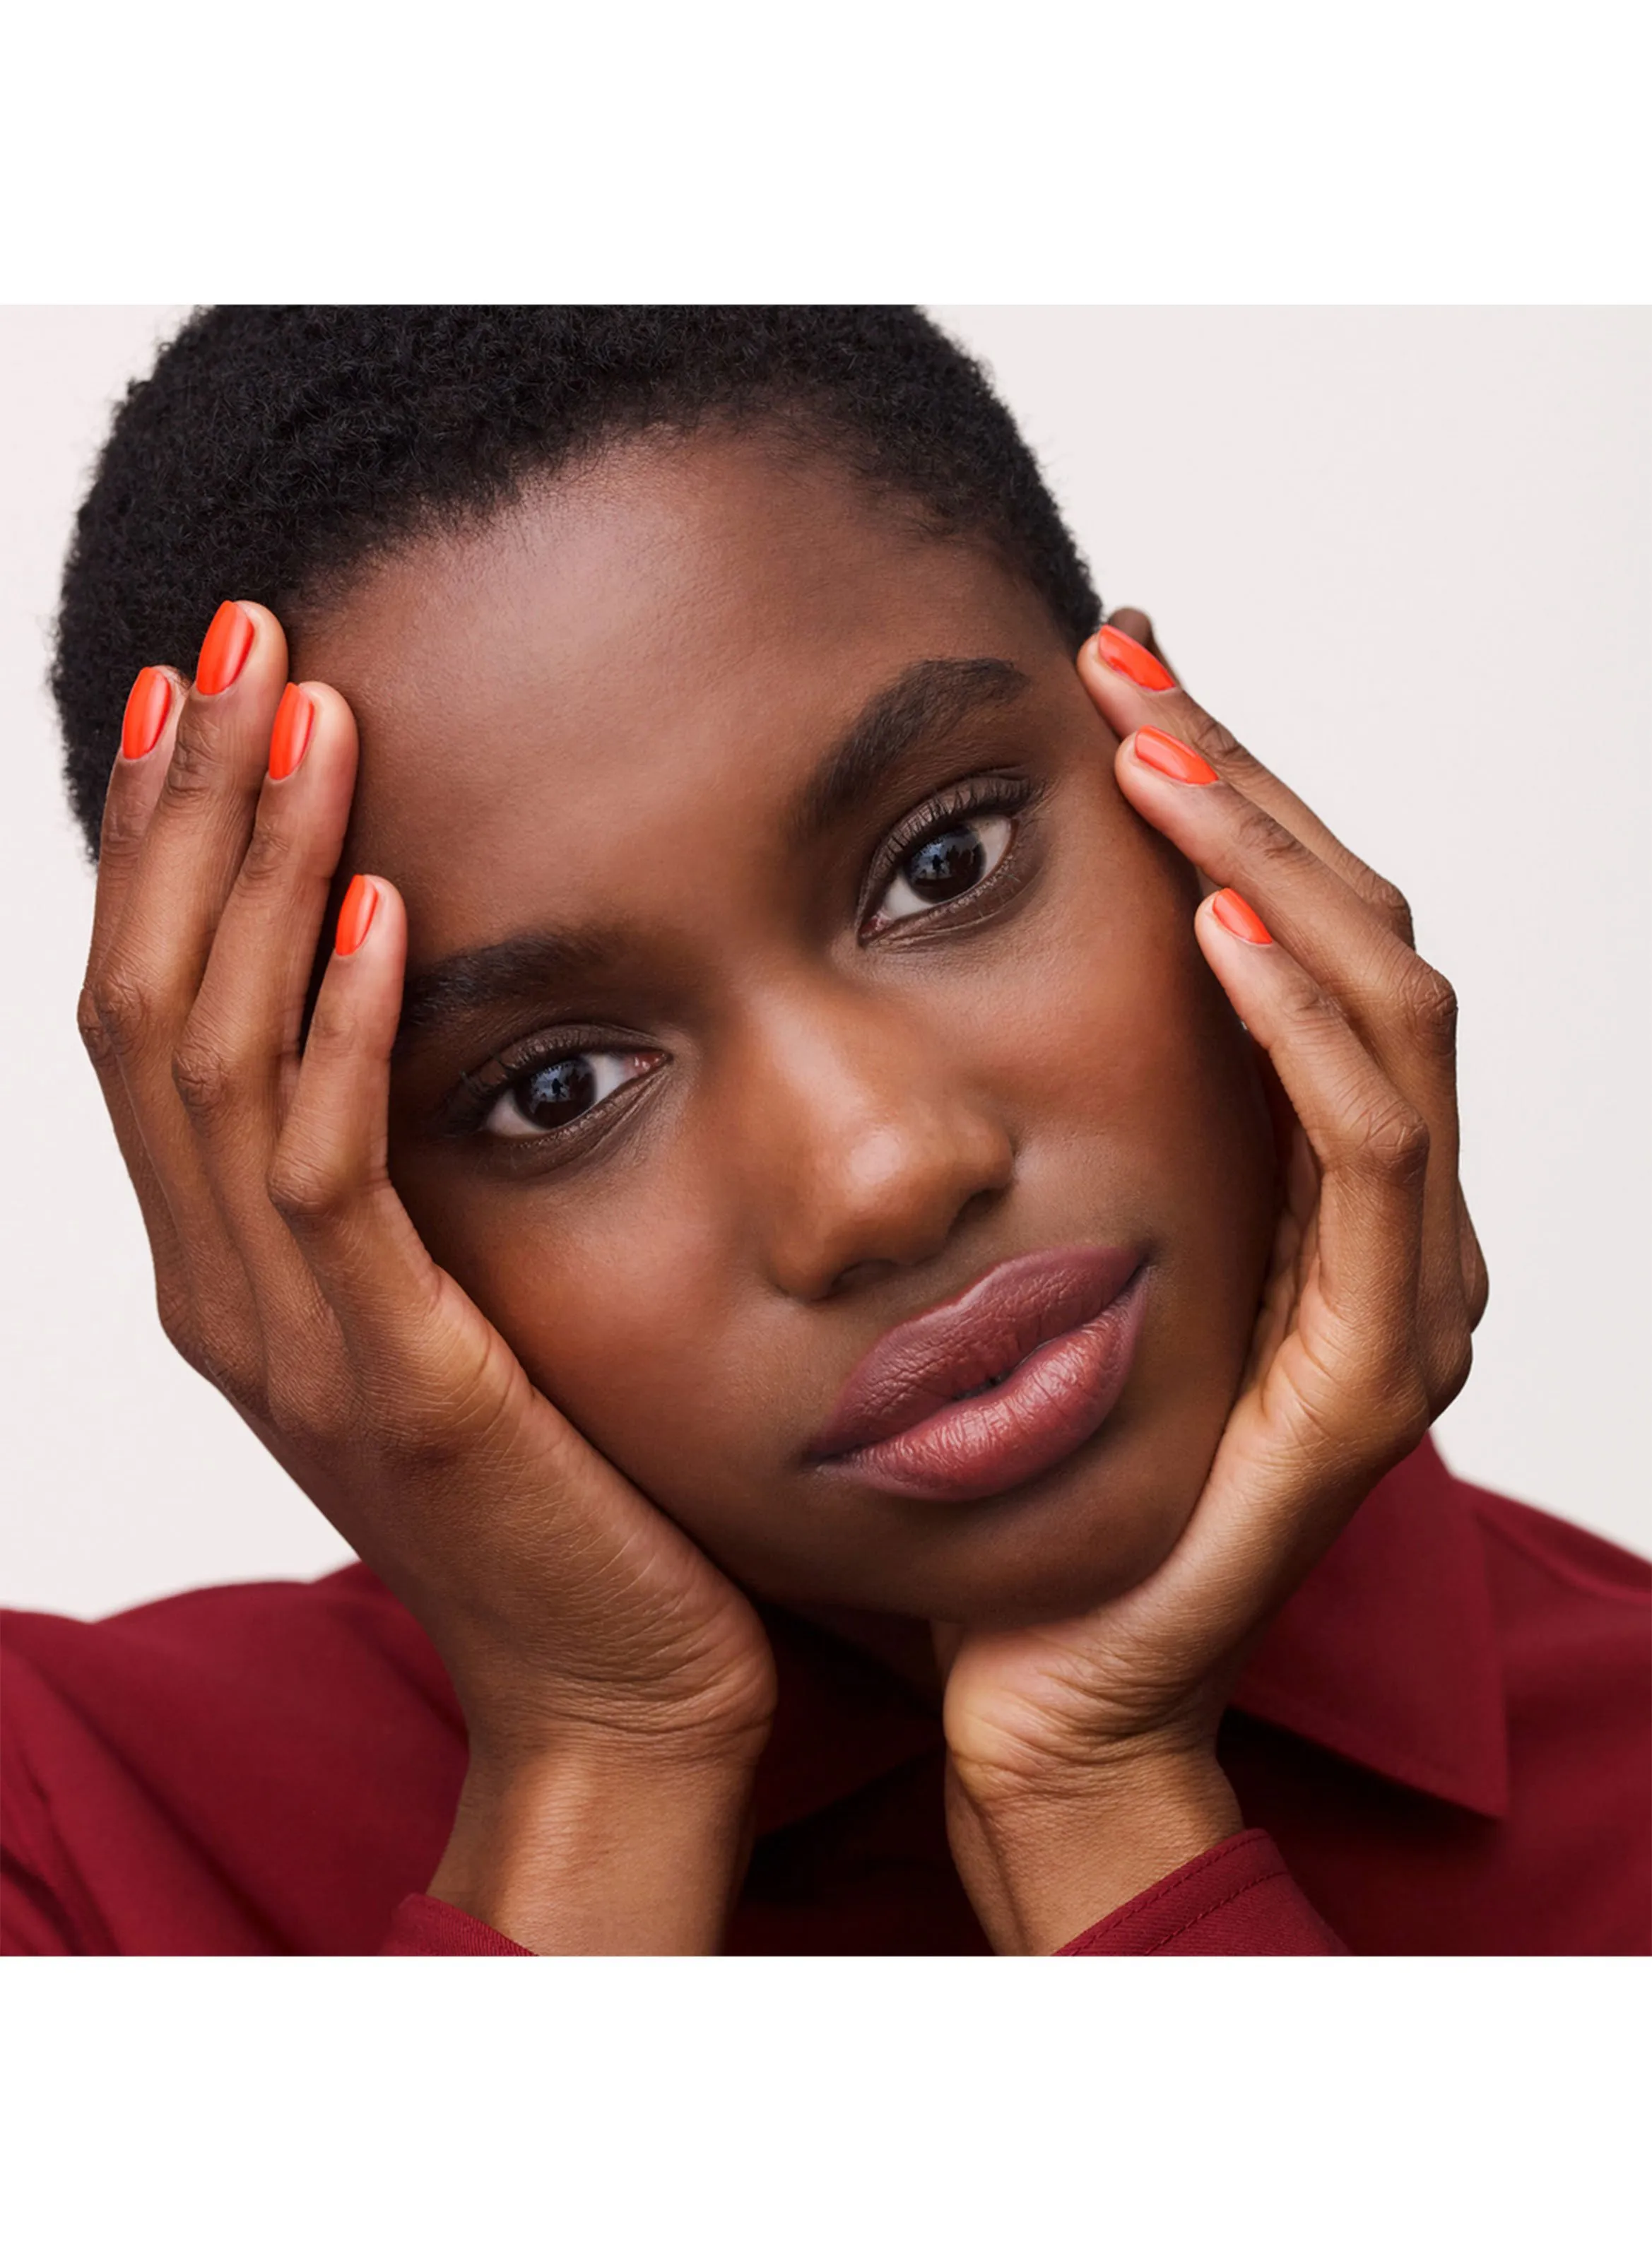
379, 1894, 533, 1955
1054, 1829, 1347, 1955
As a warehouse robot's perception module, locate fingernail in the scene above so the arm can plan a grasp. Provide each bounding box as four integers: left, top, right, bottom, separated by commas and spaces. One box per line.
269, 685, 315, 780
195, 601, 254, 696
1210, 888, 1273, 945
120, 667, 172, 760
1095, 625, 1176, 692
1133, 726, 1217, 786
335, 875, 380, 957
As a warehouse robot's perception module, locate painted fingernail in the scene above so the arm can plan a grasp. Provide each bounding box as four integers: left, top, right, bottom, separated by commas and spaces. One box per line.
269, 685, 315, 780
1095, 624, 1176, 692
1210, 888, 1273, 945
335, 875, 380, 957
1133, 726, 1217, 786
120, 667, 172, 760
195, 601, 254, 696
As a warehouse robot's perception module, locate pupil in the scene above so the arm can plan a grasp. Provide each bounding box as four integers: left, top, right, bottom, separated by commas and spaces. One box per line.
521, 1055, 596, 1128
906, 823, 985, 902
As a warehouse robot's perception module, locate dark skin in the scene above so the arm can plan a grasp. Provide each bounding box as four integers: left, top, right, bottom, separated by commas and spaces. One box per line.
80, 430, 1485, 1951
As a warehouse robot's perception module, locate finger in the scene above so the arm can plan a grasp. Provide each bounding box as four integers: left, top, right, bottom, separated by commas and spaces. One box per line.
1114, 725, 1473, 1391
1079, 618, 1419, 944
113, 601, 293, 1011
95, 601, 290, 1248
78, 667, 189, 1285
177, 682, 359, 1274
1114, 726, 1455, 1101
86, 667, 184, 976
267, 878, 618, 1528
1196, 888, 1434, 1444
1101, 607, 1178, 685
264, 875, 523, 1455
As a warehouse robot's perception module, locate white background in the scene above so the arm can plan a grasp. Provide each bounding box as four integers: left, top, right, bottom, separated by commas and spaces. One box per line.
2, 305, 1646, 1619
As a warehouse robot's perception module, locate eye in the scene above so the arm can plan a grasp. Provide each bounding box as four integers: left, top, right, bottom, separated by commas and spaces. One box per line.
480, 1049, 660, 1142
873, 812, 1015, 926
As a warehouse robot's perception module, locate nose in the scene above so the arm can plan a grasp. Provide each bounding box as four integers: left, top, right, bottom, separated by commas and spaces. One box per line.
732, 981, 1017, 1303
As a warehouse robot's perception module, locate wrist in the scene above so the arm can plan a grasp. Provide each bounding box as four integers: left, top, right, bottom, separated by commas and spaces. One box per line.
946, 1742, 1243, 1956
430, 1731, 765, 1955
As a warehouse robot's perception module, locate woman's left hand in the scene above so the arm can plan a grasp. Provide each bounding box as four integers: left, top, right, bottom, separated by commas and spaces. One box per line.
940, 615, 1490, 1954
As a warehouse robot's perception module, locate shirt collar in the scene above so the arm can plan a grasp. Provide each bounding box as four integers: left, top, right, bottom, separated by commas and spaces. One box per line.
752, 1434, 1510, 1834
1229, 1435, 1510, 1819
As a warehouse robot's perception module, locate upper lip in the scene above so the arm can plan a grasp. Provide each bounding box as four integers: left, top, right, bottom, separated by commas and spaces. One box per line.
806, 1243, 1144, 1460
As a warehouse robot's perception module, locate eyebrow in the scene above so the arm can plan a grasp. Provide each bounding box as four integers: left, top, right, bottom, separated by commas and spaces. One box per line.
394, 654, 1033, 1055
781, 654, 1032, 849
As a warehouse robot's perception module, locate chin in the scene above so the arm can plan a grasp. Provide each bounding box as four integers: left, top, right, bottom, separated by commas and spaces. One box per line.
734, 1423, 1203, 1632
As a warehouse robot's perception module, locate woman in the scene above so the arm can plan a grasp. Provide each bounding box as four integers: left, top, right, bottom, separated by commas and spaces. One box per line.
5, 307, 1646, 1954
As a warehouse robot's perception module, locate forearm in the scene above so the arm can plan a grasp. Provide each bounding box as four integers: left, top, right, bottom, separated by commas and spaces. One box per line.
427, 1740, 761, 1955
947, 1748, 1243, 1956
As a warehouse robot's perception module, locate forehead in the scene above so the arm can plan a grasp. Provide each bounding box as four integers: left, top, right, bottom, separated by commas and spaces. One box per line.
293, 431, 1072, 956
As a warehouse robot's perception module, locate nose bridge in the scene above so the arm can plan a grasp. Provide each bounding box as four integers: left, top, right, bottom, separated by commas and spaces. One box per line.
727, 968, 1015, 1301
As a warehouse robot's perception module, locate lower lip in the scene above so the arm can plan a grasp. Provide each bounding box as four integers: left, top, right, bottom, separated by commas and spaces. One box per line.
820, 1266, 1150, 1504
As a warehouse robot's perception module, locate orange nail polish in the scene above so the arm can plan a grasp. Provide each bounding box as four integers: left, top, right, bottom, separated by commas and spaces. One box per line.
1095, 625, 1176, 692
1133, 726, 1217, 786
195, 601, 254, 696
269, 685, 314, 780
120, 667, 172, 760
335, 875, 380, 957
1211, 888, 1273, 945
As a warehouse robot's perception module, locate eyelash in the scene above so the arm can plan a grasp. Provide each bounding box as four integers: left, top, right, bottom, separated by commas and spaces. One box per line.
858, 772, 1042, 937
440, 1026, 663, 1143
446, 769, 1044, 1150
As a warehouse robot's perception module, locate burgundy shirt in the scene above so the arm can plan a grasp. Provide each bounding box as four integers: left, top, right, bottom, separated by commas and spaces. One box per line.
3, 1438, 1647, 1955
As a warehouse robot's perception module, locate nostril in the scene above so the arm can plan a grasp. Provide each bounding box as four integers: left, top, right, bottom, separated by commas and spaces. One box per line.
826, 1256, 902, 1298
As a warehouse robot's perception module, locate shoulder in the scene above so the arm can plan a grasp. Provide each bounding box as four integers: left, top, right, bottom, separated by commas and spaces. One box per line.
1465, 1482, 1650, 1608
1, 1566, 462, 1954
1, 1560, 458, 1780
2, 1562, 446, 1720
1462, 1478, 1650, 1694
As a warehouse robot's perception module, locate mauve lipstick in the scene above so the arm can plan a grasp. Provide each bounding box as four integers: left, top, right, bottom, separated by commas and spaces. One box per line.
806, 1244, 1149, 1503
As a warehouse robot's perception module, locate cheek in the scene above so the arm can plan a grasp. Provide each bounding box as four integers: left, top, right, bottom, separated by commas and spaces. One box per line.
972, 802, 1260, 1188
398, 1164, 751, 1496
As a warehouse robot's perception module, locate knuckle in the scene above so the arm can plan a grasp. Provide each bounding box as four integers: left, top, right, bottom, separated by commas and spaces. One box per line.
1434, 1332, 1475, 1409
160, 719, 226, 807
266, 1150, 348, 1229
1355, 1092, 1432, 1177
76, 984, 120, 1070
264, 1362, 350, 1453
193, 1338, 269, 1423
170, 1035, 239, 1122
1366, 873, 1415, 944
1184, 711, 1249, 772
155, 1275, 262, 1412
1281, 981, 1351, 1045
86, 964, 153, 1063
98, 781, 153, 865
1463, 1229, 1491, 1329
236, 812, 297, 894
154, 1276, 199, 1366
1390, 1371, 1436, 1453
1230, 796, 1303, 875
1398, 962, 1459, 1051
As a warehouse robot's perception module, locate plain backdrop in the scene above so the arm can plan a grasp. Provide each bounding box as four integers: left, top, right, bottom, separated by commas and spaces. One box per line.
2, 305, 1647, 1620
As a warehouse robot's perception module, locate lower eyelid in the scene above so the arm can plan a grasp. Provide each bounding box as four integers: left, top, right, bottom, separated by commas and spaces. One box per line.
482, 1049, 662, 1143
864, 796, 1040, 936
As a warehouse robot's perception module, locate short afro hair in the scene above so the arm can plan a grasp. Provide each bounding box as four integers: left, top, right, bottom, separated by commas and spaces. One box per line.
54, 306, 1103, 863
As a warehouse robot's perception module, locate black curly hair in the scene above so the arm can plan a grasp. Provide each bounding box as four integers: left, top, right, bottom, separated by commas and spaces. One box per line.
54, 306, 1103, 863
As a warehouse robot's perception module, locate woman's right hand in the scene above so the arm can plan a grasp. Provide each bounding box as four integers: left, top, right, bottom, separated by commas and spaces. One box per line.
78, 601, 777, 1952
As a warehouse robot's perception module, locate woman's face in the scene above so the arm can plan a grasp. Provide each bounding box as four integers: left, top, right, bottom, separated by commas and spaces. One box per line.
293, 432, 1278, 1627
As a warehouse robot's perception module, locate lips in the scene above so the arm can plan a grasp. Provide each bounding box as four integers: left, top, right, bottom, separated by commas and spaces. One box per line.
807, 1244, 1149, 1503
